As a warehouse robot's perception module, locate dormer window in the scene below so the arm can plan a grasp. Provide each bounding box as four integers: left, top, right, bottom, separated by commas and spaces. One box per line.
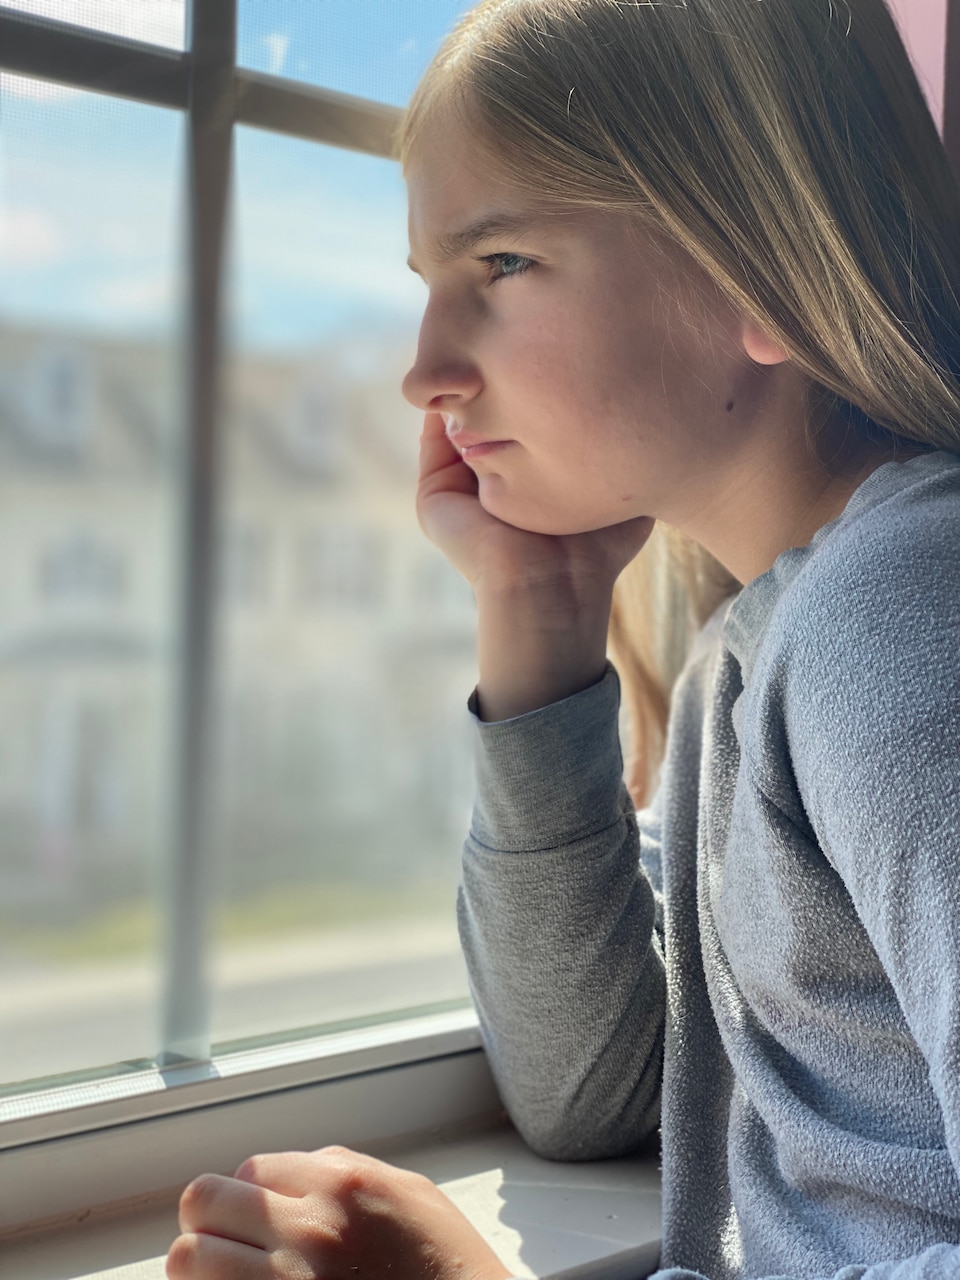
283, 373, 346, 478
39, 529, 126, 603
24, 343, 93, 458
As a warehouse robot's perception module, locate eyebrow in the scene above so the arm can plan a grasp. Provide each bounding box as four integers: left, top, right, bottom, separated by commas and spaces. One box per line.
407, 212, 552, 274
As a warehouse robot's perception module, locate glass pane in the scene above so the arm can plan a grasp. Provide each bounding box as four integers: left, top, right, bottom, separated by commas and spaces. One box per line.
0, 1, 186, 51
211, 127, 472, 1048
239, 0, 475, 107
0, 84, 183, 1086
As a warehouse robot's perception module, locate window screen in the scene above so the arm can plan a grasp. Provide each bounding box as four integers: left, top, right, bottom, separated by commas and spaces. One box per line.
0, 1, 187, 50
239, 1, 473, 106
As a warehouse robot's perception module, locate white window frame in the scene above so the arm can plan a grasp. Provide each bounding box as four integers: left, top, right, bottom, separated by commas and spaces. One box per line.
0, 1010, 496, 1231
0, 1, 487, 1234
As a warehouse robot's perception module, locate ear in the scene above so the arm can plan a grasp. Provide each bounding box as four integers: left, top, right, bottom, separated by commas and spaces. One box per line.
742, 320, 790, 366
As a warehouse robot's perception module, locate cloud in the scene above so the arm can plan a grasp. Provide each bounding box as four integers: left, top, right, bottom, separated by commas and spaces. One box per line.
0, 208, 67, 267
0, 0, 185, 48
263, 33, 289, 77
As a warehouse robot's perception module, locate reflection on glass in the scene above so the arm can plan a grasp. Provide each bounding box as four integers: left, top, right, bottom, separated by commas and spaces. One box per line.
0, 85, 183, 1087
239, 0, 475, 106
0, 0, 186, 51
211, 128, 473, 1047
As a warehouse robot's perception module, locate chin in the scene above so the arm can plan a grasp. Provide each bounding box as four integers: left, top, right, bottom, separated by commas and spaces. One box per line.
479, 491, 600, 537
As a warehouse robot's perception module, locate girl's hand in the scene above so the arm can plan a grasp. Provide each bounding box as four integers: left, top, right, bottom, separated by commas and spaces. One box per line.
416, 411, 653, 599
166, 1145, 512, 1280
417, 410, 655, 720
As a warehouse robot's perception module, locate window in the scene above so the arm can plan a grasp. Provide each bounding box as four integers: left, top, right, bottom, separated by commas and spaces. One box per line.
0, 0, 479, 1210
4, 0, 954, 1241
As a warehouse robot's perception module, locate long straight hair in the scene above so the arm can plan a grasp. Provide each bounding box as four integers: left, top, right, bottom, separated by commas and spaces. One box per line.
400, 0, 960, 806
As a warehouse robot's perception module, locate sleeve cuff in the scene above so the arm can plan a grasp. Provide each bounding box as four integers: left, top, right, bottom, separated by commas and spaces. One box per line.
467, 661, 629, 853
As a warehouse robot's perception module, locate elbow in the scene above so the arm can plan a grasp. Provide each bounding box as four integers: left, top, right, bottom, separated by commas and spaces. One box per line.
500, 1075, 662, 1163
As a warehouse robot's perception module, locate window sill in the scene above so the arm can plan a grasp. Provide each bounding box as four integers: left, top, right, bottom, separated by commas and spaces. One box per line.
0, 1123, 663, 1280
0, 1008, 493, 1229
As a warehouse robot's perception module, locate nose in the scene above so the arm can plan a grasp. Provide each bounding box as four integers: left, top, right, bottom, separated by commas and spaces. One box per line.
401, 294, 483, 413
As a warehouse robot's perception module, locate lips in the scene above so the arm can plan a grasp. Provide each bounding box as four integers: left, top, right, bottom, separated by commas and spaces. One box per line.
443, 416, 513, 459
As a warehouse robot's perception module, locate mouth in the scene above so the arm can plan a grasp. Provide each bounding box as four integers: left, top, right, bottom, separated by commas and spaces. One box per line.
443, 416, 514, 462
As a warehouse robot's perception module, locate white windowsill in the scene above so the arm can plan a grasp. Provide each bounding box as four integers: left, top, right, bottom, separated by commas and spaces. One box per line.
0, 1124, 663, 1280
0, 1007, 484, 1151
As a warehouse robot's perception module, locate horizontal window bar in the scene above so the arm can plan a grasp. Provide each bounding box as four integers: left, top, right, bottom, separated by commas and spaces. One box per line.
0, 8, 403, 156
235, 68, 400, 157
0, 7, 189, 107
0, 1007, 481, 1152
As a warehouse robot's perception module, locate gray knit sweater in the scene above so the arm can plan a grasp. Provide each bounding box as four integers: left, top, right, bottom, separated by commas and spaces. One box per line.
460, 450, 960, 1280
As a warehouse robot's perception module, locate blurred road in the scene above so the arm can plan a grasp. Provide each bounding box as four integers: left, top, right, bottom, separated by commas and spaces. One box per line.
1, 919, 471, 1085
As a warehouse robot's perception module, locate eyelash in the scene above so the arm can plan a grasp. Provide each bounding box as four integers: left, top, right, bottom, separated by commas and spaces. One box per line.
479, 252, 535, 284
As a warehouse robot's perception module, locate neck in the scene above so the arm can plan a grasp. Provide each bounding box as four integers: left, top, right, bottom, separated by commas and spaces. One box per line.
674, 387, 927, 586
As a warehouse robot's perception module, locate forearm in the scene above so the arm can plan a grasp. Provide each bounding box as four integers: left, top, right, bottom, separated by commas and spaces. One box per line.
462, 666, 665, 1159
474, 581, 612, 723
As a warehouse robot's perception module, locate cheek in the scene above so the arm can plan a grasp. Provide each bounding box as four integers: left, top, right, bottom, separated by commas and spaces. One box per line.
498, 312, 573, 388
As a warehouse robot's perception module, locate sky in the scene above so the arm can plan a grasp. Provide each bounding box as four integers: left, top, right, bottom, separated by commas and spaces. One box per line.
0, 0, 948, 353
0, 1, 474, 351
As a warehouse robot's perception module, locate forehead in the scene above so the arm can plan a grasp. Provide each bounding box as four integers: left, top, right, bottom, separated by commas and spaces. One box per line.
404, 111, 552, 245
402, 108, 699, 292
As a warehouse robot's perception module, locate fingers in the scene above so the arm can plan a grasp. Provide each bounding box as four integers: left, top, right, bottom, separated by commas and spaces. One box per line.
166, 1231, 267, 1280
233, 1150, 326, 1199
418, 411, 469, 483
235, 1146, 413, 1203
178, 1172, 286, 1251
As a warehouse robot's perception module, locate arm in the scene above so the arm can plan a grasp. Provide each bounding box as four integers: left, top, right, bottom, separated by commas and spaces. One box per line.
414, 409, 662, 1159
785, 546, 960, 1185
651, 1249, 960, 1280
460, 662, 666, 1161
712, 521, 960, 1280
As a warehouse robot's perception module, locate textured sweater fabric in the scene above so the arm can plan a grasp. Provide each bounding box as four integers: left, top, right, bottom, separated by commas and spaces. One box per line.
460, 449, 960, 1280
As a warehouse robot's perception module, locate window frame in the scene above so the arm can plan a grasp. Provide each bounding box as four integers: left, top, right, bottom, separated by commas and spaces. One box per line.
0, 1010, 493, 1232
0, 0, 484, 1232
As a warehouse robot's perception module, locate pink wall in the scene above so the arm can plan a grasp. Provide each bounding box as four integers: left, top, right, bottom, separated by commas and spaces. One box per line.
886, 0, 948, 130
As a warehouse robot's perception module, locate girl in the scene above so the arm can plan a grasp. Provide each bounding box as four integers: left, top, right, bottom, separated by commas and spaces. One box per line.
166, 2, 960, 1278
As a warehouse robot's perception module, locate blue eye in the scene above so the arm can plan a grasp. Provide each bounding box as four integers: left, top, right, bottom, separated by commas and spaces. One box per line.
481, 253, 534, 283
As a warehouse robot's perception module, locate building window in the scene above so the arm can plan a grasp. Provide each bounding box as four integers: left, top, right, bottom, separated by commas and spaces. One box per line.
39, 530, 126, 603
297, 523, 386, 612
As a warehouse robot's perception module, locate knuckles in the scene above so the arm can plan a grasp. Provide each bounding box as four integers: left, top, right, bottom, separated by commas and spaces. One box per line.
178, 1172, 225, 1227
306, 1147, 437, 1218
233, 1154, 266, 1184
165, 1232, 199, 1277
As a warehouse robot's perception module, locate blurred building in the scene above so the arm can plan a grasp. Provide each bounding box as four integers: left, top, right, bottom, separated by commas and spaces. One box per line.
0, 323, 477, 921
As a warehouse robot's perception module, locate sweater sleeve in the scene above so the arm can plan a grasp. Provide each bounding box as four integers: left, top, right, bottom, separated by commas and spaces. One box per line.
459, 662, 666, 1161
650, 1242, 960, 1279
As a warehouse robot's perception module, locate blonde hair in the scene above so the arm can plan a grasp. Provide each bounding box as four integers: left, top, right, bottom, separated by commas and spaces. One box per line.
400, 0, 960, 806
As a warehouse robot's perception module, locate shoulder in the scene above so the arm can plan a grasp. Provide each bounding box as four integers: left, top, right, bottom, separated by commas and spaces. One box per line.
783, 451, 960, 702
770, 453, 960, 868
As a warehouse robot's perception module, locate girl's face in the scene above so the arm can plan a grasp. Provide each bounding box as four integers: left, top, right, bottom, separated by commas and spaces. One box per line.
402, 117, 775, 538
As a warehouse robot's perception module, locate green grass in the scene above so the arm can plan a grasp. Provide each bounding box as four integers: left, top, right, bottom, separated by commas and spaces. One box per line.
1, 880, 457, 965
